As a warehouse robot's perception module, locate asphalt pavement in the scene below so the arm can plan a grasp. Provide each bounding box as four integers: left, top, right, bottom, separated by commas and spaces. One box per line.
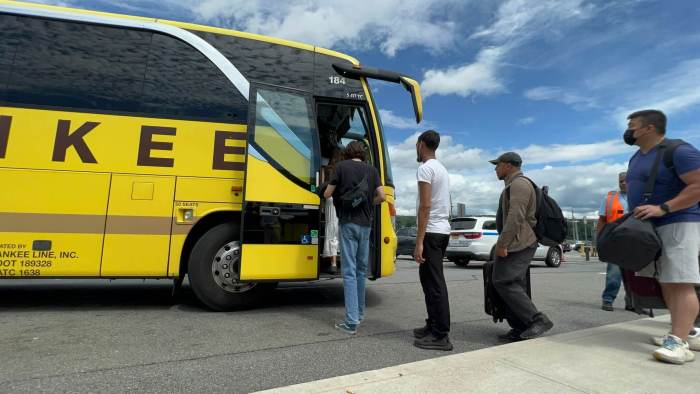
0, 253, 644, 393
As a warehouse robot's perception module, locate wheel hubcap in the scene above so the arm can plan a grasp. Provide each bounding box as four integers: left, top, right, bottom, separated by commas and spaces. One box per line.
552, 252, 560, 265
211, 241, 256, 293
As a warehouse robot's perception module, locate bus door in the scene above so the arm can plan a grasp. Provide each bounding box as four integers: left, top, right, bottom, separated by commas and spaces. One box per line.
238, 85, 321, 281
316, 101, 382, 278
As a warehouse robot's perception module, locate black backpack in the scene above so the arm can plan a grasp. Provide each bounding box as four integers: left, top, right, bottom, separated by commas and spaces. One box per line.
340, 164, 370, 211
501, 176, 568, 247
527, 177, 568, 247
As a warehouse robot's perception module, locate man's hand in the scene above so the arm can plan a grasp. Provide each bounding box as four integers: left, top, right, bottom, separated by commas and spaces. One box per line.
413, 243, 425, 264
496, 246, 508, 258
634, 204, 665, 220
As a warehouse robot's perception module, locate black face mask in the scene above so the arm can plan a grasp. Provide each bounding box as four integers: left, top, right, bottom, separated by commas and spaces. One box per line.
623, 128, 636, 146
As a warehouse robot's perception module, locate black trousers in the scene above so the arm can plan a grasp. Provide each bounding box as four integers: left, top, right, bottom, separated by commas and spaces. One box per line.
419, 233, 451, 337
492, 244, 539, 330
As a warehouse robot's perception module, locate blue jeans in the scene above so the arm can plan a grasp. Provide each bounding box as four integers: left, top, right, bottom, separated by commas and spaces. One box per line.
602, 263, 622, 303
339, 222, 371, 326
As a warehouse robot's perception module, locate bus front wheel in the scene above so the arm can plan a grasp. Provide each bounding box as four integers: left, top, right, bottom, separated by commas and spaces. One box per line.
188, 222, 272, 311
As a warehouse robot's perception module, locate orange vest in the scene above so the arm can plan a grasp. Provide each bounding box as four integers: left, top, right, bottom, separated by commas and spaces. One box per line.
605, 191, 625, 223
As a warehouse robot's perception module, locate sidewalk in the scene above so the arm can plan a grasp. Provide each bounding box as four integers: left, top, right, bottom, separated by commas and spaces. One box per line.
258, 315, 698, 393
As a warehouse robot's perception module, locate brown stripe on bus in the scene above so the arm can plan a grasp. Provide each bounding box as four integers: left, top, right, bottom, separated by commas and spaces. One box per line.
105, 215, 173, 235
0, 212, 104, 234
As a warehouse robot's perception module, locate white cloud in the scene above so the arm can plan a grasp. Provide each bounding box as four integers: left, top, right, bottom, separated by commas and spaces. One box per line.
378, 109, 425, 130
422, 47, 506, 97
518, 140, 634, 164
38, 0, 461, 57
422, 0, 597, 98
614, 58, 700, 125
190, 0, 458, 57
517, 116, 535, 125
389, 132, 632, 216
524, 86, 597, 109
470, 0, 596, 42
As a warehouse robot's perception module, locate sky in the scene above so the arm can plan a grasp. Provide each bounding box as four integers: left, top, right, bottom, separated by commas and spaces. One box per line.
33, 0, 700, 217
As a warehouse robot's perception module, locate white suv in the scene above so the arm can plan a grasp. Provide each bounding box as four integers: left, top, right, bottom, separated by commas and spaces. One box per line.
445, 216, 563, 268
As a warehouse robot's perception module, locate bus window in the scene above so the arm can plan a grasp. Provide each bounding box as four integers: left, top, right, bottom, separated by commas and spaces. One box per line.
141, 33, 248, 123
5, 15, 151, 113
0, 15, 22, 102
252, 88, 318, 186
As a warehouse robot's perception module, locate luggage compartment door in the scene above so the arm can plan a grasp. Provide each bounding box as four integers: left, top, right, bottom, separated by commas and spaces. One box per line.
0, 168, 109, 277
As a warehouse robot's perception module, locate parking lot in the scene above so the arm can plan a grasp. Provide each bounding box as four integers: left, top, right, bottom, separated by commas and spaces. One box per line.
0, 253, 643, 393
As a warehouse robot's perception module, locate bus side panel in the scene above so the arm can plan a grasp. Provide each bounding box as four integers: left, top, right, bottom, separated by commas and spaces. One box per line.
100, 174, 175, 277
168, 178, 245, 277
0, 168, 108, 277
381, 190, 397, 278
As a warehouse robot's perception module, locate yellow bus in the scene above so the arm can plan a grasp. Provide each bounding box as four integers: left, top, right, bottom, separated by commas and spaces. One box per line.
0, 1, 422, 310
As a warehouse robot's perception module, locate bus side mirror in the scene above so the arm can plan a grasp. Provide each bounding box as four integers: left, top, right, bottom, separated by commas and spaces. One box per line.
399, 76, 423, 124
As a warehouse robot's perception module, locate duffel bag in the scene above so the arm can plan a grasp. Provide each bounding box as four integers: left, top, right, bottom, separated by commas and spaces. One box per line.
598, 213, 661, 271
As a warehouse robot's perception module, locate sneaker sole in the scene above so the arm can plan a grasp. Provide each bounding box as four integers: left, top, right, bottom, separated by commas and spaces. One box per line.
413, 342, 453, 351
653, 351, 691, 365
335, 326, 357, 335
652, 337, 700, 351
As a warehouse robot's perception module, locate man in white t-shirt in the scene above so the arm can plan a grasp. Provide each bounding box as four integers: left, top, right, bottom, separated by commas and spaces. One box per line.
412, 130, 453, 351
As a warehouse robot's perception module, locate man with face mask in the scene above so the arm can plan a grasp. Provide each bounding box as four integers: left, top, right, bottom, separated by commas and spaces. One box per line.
412, 130, 453, 351
598, 171, 633, 312
490, 152, 553, 341
624, 109, 700, 364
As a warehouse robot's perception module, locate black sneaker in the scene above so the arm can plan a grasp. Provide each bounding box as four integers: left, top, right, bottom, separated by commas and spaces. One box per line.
497, 329, 523, 341
520, 314, 553, 340
602, 302, 614, 312
413, 324, 431, 339
413, 333, 453, 351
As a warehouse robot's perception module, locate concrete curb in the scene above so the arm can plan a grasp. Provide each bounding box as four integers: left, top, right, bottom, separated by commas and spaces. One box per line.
257, 315, 699, 393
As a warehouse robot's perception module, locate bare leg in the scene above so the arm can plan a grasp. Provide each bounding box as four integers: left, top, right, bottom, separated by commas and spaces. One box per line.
661, 283, 700, 341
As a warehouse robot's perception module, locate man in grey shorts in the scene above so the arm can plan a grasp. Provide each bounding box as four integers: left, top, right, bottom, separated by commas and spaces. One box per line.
624, 109, 700, 364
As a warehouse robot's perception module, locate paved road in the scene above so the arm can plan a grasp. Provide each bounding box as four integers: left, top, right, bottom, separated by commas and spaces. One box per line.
0, 253, 643, 393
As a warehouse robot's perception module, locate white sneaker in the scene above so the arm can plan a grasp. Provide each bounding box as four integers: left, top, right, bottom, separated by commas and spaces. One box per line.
652, 328, 700, 351
653, 334, 695, 364
688, 329, 700, 351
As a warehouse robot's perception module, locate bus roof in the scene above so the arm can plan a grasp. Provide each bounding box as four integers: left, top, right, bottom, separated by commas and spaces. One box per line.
0, 0, 360, 65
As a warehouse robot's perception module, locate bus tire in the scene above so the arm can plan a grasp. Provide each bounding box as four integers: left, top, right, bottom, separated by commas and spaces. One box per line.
188, 222, 271, 311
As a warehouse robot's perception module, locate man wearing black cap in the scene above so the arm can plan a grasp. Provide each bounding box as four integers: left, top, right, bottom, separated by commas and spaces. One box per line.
490, 152, 553, 341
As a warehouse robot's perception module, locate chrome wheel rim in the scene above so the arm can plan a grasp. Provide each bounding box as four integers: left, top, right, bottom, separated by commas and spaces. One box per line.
211, 241, 256, 293
551, 251, 561, 266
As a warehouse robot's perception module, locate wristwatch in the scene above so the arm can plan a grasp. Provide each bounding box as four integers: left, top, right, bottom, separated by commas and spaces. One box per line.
660, 203, 671, 214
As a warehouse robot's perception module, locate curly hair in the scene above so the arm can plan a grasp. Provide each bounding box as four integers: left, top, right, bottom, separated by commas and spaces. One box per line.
344, 140, 367, 161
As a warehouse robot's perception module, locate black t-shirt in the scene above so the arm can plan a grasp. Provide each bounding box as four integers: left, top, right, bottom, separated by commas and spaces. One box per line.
329, 159, 381, 227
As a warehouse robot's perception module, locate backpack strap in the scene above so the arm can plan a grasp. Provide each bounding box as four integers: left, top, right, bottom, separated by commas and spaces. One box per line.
642, 142, 669, 204
661, 138, 688, 176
